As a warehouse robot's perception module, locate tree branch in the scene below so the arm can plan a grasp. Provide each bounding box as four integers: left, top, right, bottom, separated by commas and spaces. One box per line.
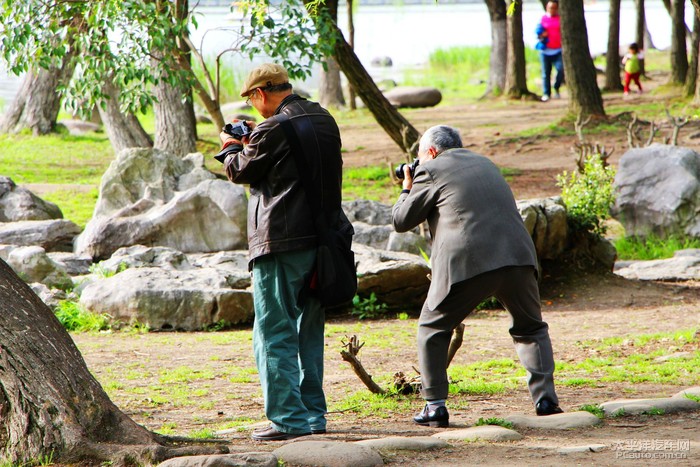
340, 335, 385, 394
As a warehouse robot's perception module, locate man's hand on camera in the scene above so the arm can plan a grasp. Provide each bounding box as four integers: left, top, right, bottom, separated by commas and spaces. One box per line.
402, 165, 413, 191
219, 131, 242, 148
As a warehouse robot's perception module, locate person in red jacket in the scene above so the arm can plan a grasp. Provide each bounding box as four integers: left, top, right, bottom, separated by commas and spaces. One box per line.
536, 1, 564, 102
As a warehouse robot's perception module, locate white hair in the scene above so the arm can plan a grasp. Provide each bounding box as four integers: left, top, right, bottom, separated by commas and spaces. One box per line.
418, 125, 463, 156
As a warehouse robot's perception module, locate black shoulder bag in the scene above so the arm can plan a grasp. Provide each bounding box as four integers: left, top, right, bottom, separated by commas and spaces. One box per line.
277, 114, 357, 308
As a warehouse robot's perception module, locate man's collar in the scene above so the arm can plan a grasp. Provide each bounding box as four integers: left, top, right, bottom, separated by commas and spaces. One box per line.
274, 93, 303, 115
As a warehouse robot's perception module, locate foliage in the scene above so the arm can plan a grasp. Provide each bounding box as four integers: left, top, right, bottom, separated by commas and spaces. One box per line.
556, 155, 616, 236
475, 417, 513, 429
0, 0, 333, 119
55, 300, 111, 332
342, 165, 395, 203
351, 293, 388, 320
205, 320, 236, 332
89, 261, 128, 279
578, 404, 605, 418
615, 234, 700, 261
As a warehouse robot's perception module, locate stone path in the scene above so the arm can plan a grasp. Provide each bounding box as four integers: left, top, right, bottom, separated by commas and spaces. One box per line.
158, 386, 700, 466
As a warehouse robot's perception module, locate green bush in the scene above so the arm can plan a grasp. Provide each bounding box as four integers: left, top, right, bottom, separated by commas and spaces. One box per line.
351, 293, 388, 320
54, 300, 111, 332
557, 156, 616, 236
615, 234, 700, 260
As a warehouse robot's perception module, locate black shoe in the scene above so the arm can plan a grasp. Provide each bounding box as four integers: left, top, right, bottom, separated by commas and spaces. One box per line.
251, 426, 311, 441
536, 399, 564, 416
413, 404, 449, 427
311, 429, 327, 434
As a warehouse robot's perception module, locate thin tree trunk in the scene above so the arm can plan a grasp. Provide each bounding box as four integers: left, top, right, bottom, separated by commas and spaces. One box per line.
505, 0, 531, 98
318, 0, 346, 109
685, 13, 700, 96
604, 0, 623, 91
347, 0, 357, 110
484, 0, 507, 96
560, 0, 606, 118
0, 259, 224, 464
98, 80, 153, 153
670, 0, 689, 84
635, 0, 647, 75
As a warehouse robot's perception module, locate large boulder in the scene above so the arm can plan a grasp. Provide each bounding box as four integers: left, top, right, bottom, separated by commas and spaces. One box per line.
517, 197, 568, 259
343, 199, 393, 226
75, 149, 247, 260
612, 144, 700, 238
0, 219, 81, 252
7, 245, 73, 289
79, 267, 253, 331
0, 176, 62, 221
383, 86, 442, 108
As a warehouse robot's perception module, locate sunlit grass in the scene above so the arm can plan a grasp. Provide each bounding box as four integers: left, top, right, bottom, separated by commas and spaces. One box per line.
615, 234, 700, 260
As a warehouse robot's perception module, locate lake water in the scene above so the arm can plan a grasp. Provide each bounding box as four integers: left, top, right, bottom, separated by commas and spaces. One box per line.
0, 1, 691, 106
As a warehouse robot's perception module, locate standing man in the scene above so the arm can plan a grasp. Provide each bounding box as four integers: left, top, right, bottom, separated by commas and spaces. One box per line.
392, 125, 562, 428
218, 63, 350, 441
536, 0, 564, 102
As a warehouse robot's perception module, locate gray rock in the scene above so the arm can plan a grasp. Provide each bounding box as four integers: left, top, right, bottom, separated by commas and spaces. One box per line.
57, 119, 101, 136
0, 219, 81, 252
370, 56, 393, 67
355, 436, 448, 451
98, 245, 193, 274
7, 246, 73, 289
383, 86, 442, 108
600, 397, 700, 416
355, 244, 430, 308
79, 267, 253, 330
75, 178, 247, 260
352, 222, 394, 250
30, 282, 68, 310
343, 200, 393, 226
47, 252, 93, 275
672, 386, 700, 399
273, 441, 383, 467
188, 250, 251, 272
0, 244, 16, 260
431, 425, 522, 442
220, 102, 253, 119
614, 249, 700, 281
506, 411, 602, 429
0, 176, 63, 221
557, 444, 607, 453
517, 197, 568, 260
157, 452, 278, 467
612, 144, 700, 238
387, 231, 430, 256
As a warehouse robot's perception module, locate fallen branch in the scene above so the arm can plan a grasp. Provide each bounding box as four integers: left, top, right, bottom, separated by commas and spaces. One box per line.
340, 335, 386, 394
446, 323, 465, 368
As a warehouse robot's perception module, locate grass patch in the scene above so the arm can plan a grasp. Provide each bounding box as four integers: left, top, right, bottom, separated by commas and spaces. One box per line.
615, 234, 700, 260
55, 300, 111, 332
333, 391, 415, 419
474, 417, 513, 429
560, 377, 599, 388
342, 165, 396, 203
159, 366, 215, 384
578, 404, 605, 419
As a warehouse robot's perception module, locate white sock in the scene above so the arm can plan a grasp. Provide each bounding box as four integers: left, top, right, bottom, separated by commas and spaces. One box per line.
427, 400, 446, 411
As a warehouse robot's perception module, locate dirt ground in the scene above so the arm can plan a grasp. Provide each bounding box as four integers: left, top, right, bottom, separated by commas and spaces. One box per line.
73, 76, 700, 465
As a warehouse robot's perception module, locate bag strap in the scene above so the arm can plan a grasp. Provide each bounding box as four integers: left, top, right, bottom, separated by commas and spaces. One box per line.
277, 114, 326, 230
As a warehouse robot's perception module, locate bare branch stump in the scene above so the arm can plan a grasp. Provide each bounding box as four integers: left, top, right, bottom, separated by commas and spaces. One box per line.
340, 335, 386, 394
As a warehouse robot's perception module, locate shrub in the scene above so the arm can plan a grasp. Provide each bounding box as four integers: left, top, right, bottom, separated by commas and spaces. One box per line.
351, 293, 388, 320
556, 155, 616, 236
54, 300, 111, 332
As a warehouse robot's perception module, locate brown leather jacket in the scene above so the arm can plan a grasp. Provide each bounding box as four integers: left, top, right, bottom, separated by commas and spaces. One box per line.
223, 94, 351, 267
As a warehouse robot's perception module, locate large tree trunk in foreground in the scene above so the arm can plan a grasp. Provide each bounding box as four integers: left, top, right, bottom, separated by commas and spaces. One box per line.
484, 0, 507, 96
98, 81, 154, 153
604, 0, 623, 91
670, 0, 689, 84
505, 0, 531, 98
560, 0, 606, 118
0, 260, 225, 464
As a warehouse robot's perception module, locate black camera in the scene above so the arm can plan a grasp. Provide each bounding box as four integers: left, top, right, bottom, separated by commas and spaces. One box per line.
395, 159, 420, 180
223, 121, 252, 140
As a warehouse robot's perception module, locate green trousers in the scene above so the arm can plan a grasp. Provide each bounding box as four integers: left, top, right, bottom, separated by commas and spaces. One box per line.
252, 248, 326, 434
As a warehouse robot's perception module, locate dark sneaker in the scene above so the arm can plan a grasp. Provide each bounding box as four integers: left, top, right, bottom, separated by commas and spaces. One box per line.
413, 404, 449, 427
251, 426, 311, 441
536, 399, 564, 416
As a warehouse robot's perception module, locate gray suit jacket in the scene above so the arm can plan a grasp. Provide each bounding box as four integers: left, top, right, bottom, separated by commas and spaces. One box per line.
392, 148, 537, 310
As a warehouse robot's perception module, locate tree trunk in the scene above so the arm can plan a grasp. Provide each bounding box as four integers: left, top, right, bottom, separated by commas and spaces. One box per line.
635, 0, 647, 75
153, 0, 197, 157
346, 0, 357, 110
670, 0, 689, 84
98, 80, 153, 153
686, 13, 700, 96
0, 259, 224, 464
560, 0, 605, 118
318, 0, 346, 109
0, 61, 74, 135
484, 0, 507, 96
505, 0, 531, 98
604, 0, 623, 91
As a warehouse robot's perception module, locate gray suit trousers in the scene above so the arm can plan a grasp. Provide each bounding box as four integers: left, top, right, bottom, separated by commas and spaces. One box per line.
417, 265, 558, 406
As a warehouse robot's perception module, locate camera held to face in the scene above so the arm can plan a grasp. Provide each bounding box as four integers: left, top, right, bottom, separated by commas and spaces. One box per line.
395, 158, 420, 180
223, 121, 252, 140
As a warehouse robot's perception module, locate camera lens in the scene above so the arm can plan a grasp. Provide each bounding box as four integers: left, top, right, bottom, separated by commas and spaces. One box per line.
395, 163, 407, 180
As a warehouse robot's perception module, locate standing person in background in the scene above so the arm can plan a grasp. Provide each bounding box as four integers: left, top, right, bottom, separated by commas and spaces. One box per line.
536, 0, 564, 102
217, 63, 350, 441
622, 43, 643, 96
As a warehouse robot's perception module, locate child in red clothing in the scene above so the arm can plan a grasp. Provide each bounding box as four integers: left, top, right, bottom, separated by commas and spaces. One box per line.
622, 43, 643, 96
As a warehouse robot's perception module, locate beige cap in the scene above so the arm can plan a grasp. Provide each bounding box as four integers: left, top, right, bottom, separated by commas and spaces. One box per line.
240, 63, 289, 97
